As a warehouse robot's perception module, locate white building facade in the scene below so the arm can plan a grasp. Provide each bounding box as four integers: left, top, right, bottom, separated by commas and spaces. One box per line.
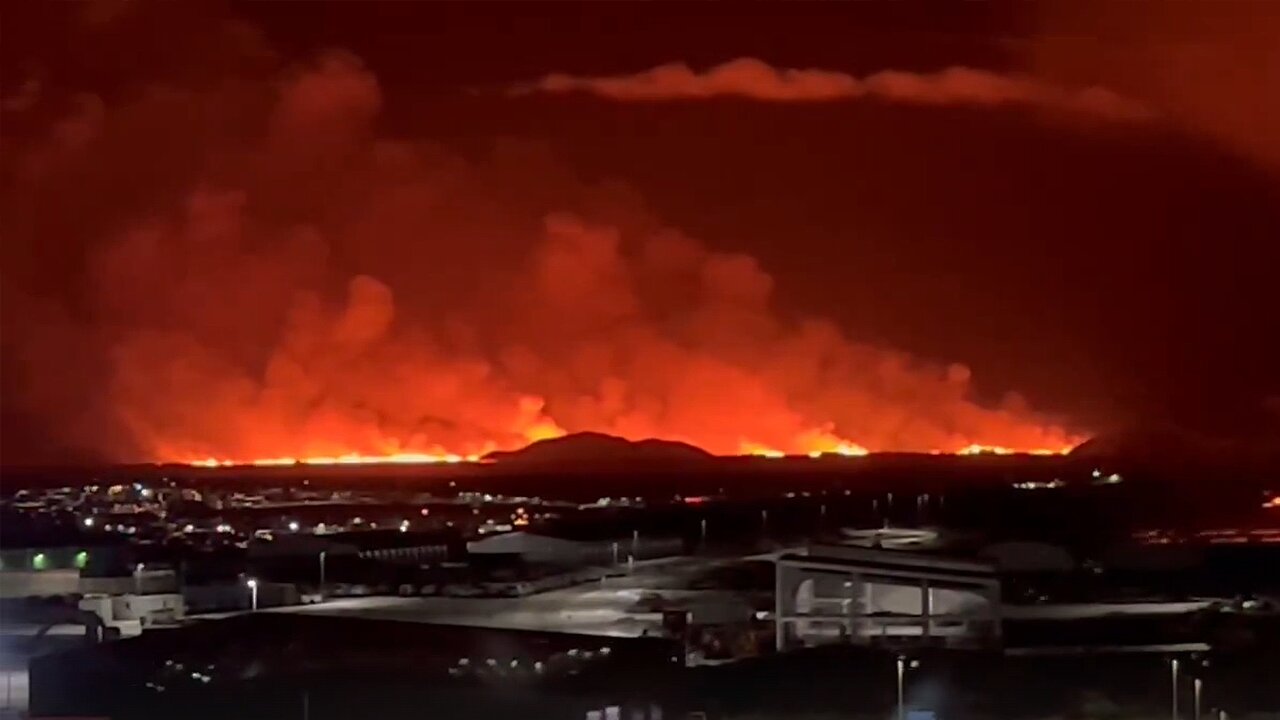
775, 545, 1002, 652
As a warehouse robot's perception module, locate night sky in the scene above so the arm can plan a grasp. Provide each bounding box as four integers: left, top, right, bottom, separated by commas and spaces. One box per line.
2, 2, 1278, 465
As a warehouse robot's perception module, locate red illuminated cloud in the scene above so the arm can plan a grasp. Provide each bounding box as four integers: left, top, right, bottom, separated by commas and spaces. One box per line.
516, 58, 1151, 121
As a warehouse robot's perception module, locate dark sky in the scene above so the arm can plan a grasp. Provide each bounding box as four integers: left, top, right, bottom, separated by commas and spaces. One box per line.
2, 1, 1278, 465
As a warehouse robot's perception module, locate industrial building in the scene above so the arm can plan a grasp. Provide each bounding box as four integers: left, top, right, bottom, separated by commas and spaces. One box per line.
774, 545, 1002, 652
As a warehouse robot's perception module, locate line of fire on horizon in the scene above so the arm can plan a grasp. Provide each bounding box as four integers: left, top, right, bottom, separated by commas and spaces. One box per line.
184, 439, 1077, 468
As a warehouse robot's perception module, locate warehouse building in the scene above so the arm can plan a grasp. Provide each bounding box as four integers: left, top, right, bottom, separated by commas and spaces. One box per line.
774, 545, 1002, 652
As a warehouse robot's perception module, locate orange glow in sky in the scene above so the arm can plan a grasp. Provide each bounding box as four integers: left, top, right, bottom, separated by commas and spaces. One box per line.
183, 431, 1076, 467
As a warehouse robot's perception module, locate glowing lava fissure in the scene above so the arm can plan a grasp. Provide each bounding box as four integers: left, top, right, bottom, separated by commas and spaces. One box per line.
182, 432, 1079, 468
173, 398, 1083, 468
190, 452, 483, 468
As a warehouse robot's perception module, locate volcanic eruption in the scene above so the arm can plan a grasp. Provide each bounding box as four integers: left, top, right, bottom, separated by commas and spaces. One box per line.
2, 47, 1086, 467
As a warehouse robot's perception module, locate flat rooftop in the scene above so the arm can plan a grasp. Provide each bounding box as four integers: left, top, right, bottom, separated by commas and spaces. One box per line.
199, 557, 756, 637
255, 586, 750, 637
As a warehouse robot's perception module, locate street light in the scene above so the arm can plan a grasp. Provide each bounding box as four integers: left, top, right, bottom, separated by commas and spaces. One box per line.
1193, 677, 1203, 720
896, 655, 919, 720
1188, 655, 1211, 720
1171, 658, 1180, 720
319, 550, 326, 592
246, 578, 259, 611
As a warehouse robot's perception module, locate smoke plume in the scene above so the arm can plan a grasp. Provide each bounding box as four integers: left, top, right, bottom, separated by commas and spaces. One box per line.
1, 23, 1082, 464
514, 58, 1150, 121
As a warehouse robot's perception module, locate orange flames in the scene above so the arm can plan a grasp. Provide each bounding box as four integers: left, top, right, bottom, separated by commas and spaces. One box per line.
190, 452, 481, 468
181, 417, 572, 467
4, 51, 1089, 470
182, 427, 1076, 467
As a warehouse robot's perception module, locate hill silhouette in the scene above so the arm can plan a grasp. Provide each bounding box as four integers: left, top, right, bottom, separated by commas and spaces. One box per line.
483, 432, 713, 465
1071, 422, 1280, 469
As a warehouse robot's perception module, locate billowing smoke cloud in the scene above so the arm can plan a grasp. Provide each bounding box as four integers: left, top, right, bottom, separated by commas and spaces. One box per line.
514, 58, 1150, 121
1, 27, 1081, 463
